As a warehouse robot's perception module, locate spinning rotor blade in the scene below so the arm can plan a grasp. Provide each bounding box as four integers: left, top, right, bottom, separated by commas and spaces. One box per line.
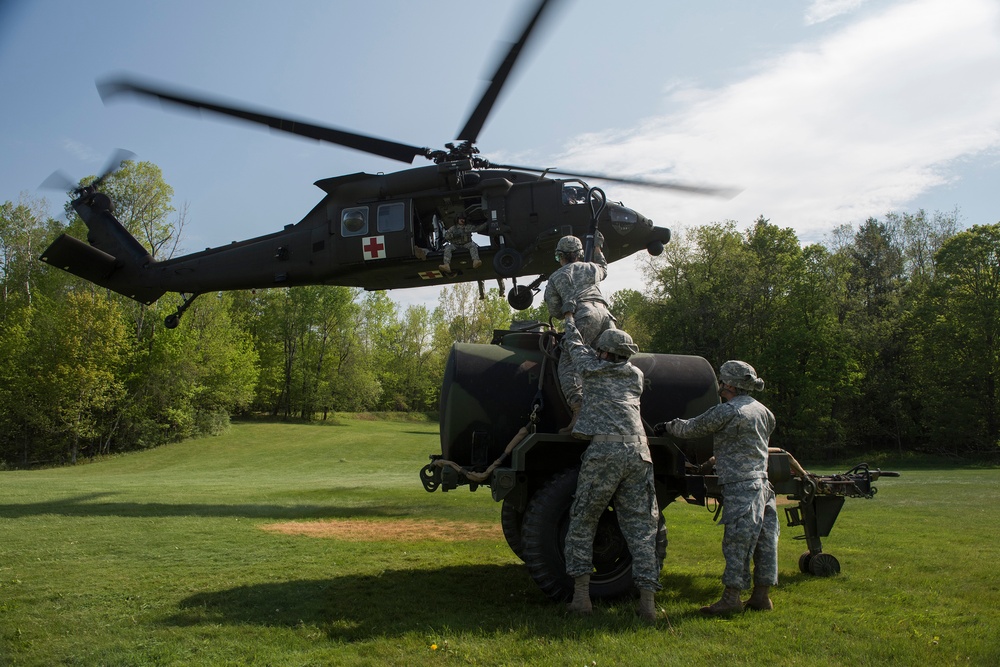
457, 0, 559, 143
39, 170, 77, 192
93, 148, 137, 188
493, 163, 742, 199
39, 148, 135, 194
97, 76, 429, 164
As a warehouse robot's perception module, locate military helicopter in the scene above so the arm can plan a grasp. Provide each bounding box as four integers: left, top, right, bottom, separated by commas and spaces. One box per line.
40, 0, 736, 328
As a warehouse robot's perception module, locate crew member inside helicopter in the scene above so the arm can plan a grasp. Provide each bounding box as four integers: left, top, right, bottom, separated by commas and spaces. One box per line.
439, 214, 488, 273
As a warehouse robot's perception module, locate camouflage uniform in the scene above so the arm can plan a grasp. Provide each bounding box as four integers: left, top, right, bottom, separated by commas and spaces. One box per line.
662, 393, 779, 591
562, 317, 661, 592
442, 220, 487, 266
543, 242, 614, 411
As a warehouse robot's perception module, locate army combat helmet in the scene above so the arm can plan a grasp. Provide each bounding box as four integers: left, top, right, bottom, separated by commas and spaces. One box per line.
555, 235, 584, 262
595, 328, 639, 360
718, 360, 765, 391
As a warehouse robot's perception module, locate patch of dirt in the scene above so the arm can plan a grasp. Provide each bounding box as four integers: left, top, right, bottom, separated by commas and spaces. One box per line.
261, 518, 502, 541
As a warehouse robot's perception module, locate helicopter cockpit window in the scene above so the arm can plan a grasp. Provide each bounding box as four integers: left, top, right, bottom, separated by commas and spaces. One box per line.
609, 207, 638, 224
562, 184, 587, 205
377, 202, 405, 233
341, 207, 368, 237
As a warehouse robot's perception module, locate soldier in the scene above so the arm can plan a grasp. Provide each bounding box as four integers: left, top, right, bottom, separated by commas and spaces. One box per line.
654, 360, 779, 615
544, 234, 615, 433
562, 313, 660, 623
439, 215, 487, 273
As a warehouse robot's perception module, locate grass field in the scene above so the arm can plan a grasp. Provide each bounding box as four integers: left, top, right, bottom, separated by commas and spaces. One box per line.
1, 417, 998, 666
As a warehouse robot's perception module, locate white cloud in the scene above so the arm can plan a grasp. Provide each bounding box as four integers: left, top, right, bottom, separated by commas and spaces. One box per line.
805, 0, 870, 25
555, 0, 1000, 244
62, 138, 103, 164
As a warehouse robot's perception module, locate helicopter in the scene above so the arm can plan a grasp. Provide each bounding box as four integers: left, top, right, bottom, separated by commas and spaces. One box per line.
40, 0, 736, 328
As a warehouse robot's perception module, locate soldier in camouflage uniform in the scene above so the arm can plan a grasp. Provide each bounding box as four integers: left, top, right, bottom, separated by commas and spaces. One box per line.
562, 313, 660, 623
439, 215, 488, 272
654, 360, 778, 614
543, 234, 615, 432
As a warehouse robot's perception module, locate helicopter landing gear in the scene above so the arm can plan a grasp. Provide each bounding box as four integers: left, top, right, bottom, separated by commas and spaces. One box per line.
164, 292, 201, 329
508, 285, 533, 310
493, 247, 523, 277
506, 274, 546, 311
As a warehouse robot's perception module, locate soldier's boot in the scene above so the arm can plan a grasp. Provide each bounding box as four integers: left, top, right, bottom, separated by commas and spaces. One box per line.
472, 259, 482, 269
558, 406, 580, 435
700, 587, 743, 616
414, 247, 428, 261
438, 263, 451, 273
566, 575, 592, 615
744, 585, 773, 611
637, 589, 657, 624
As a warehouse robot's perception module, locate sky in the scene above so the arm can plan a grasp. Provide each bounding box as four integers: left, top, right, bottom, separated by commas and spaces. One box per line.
2, 0, 998, 311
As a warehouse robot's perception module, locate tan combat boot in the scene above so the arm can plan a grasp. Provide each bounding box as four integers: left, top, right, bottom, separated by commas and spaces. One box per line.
745, 585, 773, 611
438, 263, 451, 273
472, 259, 482, 269
637, 588, 657, 624
700, 587, 743, 616
566, 575, 592, 614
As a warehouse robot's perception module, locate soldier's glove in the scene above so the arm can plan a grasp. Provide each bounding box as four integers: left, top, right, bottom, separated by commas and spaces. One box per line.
652, 422, 669, 436
698, 460, 715, 474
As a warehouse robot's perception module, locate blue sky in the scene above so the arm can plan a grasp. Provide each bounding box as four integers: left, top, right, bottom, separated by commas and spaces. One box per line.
2, 0, 998, 309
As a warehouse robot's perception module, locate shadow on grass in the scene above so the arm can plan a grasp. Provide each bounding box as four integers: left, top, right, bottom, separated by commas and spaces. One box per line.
165, 563, 820, 639
0, 493, 407, 520
166, 563, 697, 640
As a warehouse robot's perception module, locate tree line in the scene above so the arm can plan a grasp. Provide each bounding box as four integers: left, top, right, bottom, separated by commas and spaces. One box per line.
1, 161, 997, 466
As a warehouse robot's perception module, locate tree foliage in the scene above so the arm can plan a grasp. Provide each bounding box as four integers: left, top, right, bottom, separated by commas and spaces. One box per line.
0, 157, 995, 466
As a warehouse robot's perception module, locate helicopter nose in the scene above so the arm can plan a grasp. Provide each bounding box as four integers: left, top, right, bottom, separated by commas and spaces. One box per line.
605, 203, 641, 235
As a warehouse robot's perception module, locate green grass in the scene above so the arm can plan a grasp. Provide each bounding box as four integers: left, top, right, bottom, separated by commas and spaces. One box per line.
1, 418, 998, 666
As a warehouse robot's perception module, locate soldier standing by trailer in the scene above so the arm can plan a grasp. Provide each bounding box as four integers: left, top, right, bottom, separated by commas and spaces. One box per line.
544, 234, 615, 433
654, 360, 779, 614
439, 215, 487, 273
562, 313, 660, 623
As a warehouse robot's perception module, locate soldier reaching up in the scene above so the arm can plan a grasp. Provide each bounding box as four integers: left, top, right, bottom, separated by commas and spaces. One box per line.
544, 234, 614, 433
562, 313, 660, 623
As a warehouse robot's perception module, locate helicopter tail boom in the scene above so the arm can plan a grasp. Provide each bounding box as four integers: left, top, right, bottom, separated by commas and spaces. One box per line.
40, 191, 166, 305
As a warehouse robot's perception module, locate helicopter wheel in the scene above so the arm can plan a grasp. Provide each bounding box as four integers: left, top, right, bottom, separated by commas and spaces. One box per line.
493, 247, 523, 277
646, 240, 665, 256
164, 314, 180, 329
508, 285, 534, 310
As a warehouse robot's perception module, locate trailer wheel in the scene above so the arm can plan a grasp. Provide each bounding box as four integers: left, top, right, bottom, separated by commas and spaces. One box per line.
519, 467, 667, 601
501, 498, 525, 561
808, 552, 841, 577
798, 551, 813, 574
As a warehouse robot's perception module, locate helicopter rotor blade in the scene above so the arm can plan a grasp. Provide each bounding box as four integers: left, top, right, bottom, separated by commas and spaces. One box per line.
456, 0, 559, 144
92, 148, 137, 188
39, 170, 78, 193
39, 148, 136, 194
492, 163, 743, 199
97, 76, 430, 164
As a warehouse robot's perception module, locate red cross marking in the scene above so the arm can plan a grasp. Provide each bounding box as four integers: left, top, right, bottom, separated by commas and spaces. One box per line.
362, 236, 386, 260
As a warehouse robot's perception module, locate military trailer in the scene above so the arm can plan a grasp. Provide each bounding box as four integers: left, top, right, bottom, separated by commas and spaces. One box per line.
420, 324, 897, 601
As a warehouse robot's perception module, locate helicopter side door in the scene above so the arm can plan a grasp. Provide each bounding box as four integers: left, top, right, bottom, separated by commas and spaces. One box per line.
335, 200, 416, 267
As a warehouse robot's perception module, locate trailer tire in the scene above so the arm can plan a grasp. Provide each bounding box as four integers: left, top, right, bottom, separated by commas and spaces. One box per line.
520, 467, 667, 602
798, 550, 813, 574
808, 552, 841, 576
501, 498, 526, 561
